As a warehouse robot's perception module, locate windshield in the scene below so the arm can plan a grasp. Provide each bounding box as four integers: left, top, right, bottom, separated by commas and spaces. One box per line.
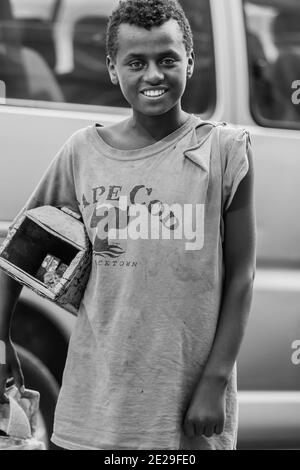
244, 0, 300, 129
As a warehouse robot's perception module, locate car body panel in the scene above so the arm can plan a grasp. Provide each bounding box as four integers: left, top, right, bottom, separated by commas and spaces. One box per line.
238, 391, 300, 449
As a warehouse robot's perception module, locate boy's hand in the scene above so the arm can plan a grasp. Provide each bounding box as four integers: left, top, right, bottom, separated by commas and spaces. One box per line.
0, 339, 25, 403
182, 376, 227, 438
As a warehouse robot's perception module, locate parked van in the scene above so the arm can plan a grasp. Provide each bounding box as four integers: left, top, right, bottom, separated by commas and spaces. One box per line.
1, 0, 300, 449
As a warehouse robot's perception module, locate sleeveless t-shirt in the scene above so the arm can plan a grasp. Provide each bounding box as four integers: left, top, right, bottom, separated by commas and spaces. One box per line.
10, 113, 251, 450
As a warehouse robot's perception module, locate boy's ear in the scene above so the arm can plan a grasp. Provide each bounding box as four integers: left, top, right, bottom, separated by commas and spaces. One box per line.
106, 55, 119, 86
186, 51, 195, 79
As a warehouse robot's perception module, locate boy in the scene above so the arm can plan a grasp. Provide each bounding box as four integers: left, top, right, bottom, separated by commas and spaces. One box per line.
0, 0, 256, 450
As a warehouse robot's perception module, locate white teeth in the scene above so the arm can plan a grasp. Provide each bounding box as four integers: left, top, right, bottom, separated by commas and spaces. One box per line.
143, 90, 166, 97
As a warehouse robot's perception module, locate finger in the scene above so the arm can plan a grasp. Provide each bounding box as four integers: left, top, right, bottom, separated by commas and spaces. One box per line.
11, 363, 25, 392
0, 388, 8, 403
11, 347, 25, 390
203, 424, 214, 438
0, 364, 9, 391
194, 420, 205, 436
0, 366, 9, 403
0, 392, 9, 404
214, 422, 224, 435
6, 376, 14, 388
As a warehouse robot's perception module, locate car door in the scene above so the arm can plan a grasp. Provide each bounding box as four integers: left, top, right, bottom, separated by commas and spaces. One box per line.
222, 0, 300, 448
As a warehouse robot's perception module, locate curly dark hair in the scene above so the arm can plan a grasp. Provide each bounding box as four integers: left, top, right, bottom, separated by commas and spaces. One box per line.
106, 0, 193, 61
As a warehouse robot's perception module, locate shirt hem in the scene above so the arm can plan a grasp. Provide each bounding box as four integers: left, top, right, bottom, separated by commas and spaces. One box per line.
51, 433, 178, 451
51, 433, 109, 450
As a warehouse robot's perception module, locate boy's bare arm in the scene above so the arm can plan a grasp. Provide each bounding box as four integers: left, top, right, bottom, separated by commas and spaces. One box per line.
183, 145, 256, 438
0, 271, 24, 401
0, 271, 23, 339
200, 144, 256, 383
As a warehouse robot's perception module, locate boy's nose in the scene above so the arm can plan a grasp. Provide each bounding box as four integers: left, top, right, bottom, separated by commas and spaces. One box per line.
143, 63, 164, 84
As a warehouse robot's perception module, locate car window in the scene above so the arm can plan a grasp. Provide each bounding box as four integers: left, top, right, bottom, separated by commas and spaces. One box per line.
0, 0, 216, 115
244, 0, 300, 130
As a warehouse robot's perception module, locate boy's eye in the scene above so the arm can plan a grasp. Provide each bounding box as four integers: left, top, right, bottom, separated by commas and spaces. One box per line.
129, 61, 144, 69
128, 58, 177, 70
161, 58, 176, 66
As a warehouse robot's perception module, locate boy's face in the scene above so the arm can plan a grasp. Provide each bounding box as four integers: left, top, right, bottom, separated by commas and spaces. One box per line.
107, 19, 194, 117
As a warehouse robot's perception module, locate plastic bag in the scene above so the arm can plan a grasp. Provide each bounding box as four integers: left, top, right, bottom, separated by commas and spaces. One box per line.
0, 385, 45, 450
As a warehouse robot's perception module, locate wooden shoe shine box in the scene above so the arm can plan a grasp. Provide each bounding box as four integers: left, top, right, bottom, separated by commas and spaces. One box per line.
0, 206, 92, 315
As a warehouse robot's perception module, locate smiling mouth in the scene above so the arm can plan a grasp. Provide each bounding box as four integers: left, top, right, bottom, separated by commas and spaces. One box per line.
141, 90, 167, 98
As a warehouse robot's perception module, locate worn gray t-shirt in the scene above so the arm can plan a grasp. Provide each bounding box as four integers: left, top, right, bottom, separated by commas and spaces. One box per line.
12, 114, 250, 450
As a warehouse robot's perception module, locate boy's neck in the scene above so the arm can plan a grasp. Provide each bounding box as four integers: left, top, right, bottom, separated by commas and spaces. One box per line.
129, 109, 191, 142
